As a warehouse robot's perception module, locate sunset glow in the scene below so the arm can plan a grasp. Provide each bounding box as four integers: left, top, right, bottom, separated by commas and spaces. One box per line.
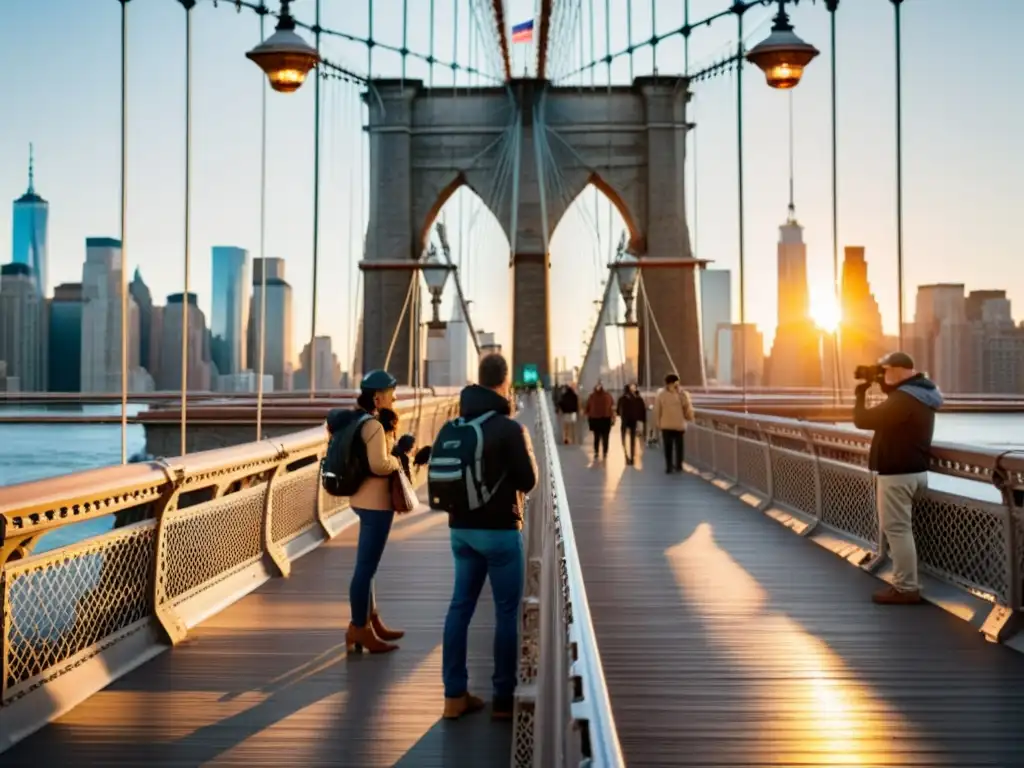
810, 288, 841, 334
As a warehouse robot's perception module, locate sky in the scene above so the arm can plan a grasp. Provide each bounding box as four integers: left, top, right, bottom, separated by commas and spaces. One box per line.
2, 0, 1022, 370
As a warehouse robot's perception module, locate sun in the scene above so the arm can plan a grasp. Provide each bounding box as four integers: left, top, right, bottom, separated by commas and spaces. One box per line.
809, 288, 841, 334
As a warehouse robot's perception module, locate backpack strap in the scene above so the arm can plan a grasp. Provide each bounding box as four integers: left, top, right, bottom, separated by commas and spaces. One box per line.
466, 411, 508, 505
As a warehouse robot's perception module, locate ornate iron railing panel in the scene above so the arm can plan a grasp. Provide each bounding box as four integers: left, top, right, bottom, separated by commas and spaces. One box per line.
0, 396, 459, 710
684, 408, 1024, 623
512, 393, 624, 768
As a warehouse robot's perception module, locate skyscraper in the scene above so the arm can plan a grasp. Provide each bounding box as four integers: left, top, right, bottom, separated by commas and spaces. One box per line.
699, 269, 731, 381
12, 145, 49, 297
838, 246, 885, 390
80, 237, 141, 393
0, 263, 46, 391
211, 246, 250, 376
295, 336, 342, 391
129, 269, 155, 376
248, 257, 293, 391
156, 292, 212, 391
767, 206, 820, 388
49, 283, 84, 392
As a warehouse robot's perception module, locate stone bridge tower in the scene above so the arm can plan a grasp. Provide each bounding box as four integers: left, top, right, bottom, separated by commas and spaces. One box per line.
361, 76, 705, 387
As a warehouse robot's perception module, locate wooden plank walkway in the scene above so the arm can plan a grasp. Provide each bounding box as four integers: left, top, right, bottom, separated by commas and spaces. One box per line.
3, 503, 512, 767
564, 433, 1024, 767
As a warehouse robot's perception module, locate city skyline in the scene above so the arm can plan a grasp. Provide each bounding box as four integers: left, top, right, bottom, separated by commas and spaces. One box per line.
1, 1, 1022, 368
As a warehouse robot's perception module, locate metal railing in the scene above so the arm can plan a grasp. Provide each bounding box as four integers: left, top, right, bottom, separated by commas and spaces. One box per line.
512, 393, 624, 768
0, 395, 458, 751
684, 408, 1024, 640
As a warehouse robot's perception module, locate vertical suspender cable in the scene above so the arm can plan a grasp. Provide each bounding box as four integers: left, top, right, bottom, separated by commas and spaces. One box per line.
310, 0, 322, 397
604, 0, 611, 89
683, 0, 689, 73
827, 1, 840, 402
343, 84, 355, 382
256, 12, 268, 439
401, 0, 409, 84
368, 0, 374, 78
453, 0, 459, 90
119, 0, 130, 464
180, 0, 194, 456
626, 0, 633, 82
355, 84, 366, 378
429, 0, 436, 87
588, 0, 595, 88
736, 10, 747, 410
650, 0, 657, 73
892, 0, 905, 349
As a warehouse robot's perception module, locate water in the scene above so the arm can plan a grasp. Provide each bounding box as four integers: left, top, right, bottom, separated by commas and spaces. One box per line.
0, 404, 147, 552
834, 412, 1024, 503
1, 409, 1022, 549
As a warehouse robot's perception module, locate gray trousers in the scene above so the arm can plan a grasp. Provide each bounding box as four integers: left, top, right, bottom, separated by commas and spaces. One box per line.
876, 472, 928, 592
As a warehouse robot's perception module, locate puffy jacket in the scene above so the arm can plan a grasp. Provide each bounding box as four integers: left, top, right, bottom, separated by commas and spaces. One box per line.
324, 408, 402, 512
448, 385, 538, 531
557, 387, 579, 414
585, 388, 615, 419
654, 387, 694, 431
853, 374, 943, 476
617, 391, 647, 425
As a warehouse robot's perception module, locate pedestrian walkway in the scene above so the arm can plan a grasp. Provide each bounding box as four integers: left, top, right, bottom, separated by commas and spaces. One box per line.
1, 503, 512, 767
563, 432, 1024, 767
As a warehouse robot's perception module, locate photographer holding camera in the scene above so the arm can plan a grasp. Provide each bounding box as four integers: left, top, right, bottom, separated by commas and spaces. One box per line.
853, 351, 943, 605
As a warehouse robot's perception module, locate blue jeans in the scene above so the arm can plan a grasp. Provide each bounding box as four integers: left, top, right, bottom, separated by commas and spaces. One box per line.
349, 508, 395, 626
442, 529, 524, 701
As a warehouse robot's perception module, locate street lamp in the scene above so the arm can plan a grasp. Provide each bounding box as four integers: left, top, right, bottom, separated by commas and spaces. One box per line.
246, 0, 320, 93
421, 244, 453, 328
745, 0, 820, 89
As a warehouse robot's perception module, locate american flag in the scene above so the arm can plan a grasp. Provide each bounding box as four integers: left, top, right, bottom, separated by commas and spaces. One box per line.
511, 19, 534, 43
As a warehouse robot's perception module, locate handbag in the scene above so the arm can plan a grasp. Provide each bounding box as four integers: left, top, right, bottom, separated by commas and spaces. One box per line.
390, 470, 417, 514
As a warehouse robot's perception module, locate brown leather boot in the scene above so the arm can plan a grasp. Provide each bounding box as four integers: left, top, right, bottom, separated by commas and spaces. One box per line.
443, 693, 485, 720
370, 612, 405, 641
346, 622, 398, 654
871, 585, 922, 605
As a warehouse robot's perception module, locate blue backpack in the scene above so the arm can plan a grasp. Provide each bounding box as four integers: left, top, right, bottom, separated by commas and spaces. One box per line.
427, 412, 507, 514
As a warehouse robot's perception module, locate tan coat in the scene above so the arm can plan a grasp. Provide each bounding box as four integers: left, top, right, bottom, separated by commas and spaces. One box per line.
349, 418, 402, 512
654, 387, 694, 432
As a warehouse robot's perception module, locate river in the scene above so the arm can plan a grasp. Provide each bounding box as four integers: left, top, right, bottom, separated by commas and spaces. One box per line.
1, 405, 1023, 551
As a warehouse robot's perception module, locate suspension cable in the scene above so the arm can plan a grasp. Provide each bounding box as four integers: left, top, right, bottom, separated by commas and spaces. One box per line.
309, 0, 322, 397
256, 10, 268, 439
384, 276, 416, 372
180, 0, 194, 456
119, 0, 129, 464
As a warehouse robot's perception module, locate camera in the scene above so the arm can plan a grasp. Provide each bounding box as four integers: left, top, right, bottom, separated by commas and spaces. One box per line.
854, 364, 885, 384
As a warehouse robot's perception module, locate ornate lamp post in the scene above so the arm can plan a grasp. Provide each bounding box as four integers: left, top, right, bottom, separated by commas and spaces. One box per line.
745, 0, 820, 89
421, 244, 453, 329
246, 0, 320, 93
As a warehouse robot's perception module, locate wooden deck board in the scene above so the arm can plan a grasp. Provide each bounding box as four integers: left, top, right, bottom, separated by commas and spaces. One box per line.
563, 435, 1024, 767
3, 505, 512, 767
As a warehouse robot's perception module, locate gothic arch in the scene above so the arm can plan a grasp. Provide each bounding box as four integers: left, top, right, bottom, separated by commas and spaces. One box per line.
586, 172, 646, 255
417, 171, 467, 255
550, 171, 646, 255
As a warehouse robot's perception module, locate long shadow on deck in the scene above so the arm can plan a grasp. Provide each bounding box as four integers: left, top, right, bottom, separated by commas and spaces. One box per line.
3, 505, 512, 767
565, 434, 1024, 767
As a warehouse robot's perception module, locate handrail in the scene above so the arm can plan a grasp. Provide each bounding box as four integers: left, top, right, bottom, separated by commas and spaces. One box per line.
0, 395, 460, 753
511, 392, 624, 768
682, 406, 1024, 644
538, 394, 624, 767
693, 407, 1024, 489
0, 396, 455, 557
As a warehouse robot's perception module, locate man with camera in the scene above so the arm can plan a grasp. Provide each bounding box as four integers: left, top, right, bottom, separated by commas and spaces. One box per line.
853, 351, 943, 605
